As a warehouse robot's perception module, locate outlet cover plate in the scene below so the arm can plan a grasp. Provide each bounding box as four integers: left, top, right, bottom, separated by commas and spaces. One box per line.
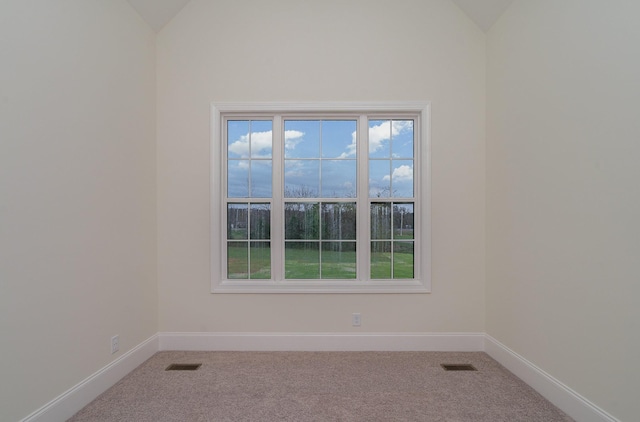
111, 335, 120, 354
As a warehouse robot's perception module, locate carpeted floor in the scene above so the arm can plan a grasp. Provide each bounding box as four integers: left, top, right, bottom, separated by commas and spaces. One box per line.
68, 351, 573, 421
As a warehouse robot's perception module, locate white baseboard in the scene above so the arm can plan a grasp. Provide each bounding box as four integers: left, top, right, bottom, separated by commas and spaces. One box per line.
484, 335, 619, 422
158, 332, 485, 352
21, 334, 159, 422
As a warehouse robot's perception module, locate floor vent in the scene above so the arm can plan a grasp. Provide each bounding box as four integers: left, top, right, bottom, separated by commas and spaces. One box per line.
441, 364, 477, 371
165, 363, 202, 371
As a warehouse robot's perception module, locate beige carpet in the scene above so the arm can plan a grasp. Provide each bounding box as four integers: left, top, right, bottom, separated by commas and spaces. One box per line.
68, 351, 573, 421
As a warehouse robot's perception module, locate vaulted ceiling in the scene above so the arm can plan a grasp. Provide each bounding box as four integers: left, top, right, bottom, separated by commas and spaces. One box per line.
451, 0, 514, 31
126, 0, 191, 32
126, 0, 514, 33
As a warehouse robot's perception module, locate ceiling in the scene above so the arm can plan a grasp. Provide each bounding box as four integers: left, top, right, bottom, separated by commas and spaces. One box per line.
127, 0, 514, 33
451, 0, 514, 31
127, 0, 191, 32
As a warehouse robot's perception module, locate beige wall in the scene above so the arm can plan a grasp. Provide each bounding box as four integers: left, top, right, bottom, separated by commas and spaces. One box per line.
486, 1, 640, 420
0, 1, 157, 420
156, 0, 486, 333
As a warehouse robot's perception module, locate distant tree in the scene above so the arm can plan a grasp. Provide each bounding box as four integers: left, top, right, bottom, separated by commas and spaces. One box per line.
284, 185, 317, 199
371, 203, 391, 254
250, 204, 270, 240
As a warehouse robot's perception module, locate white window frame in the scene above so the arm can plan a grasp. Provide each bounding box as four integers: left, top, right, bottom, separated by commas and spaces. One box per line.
211, 102, 431, 293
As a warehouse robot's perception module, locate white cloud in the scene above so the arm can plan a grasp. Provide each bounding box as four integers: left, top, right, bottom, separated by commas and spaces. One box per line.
369, 120, 413, 154
229, 130, 304, 158
338, 121, 413, 159
228, 129, 306, 158
284, 130, 304, 151
230, 121, 411, 162
337, 131, 358, 158
284, 159, 305, 177
382, 164, 413, 182
228, 130, 272, 158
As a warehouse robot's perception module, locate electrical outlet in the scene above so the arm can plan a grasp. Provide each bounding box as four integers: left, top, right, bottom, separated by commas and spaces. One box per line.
352, 313, 361, 327
111, 335, 119, 354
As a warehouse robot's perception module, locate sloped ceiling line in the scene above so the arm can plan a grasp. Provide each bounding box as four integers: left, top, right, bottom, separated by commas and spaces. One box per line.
127, 0, 514, 33
127, 0, 191, 32
451, 0, 515, 32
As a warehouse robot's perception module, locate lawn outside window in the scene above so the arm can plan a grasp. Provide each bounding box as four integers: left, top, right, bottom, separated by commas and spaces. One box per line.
211, 102, 431, 293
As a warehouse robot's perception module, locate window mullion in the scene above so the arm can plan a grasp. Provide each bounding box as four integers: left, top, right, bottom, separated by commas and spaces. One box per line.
356, 115, 370, 281
271, 115, 284, 282
218, 115, 228, 283
413, 116, 422, 282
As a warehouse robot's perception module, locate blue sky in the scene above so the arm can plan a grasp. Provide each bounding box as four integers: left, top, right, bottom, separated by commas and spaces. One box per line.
227, 119, 414, 198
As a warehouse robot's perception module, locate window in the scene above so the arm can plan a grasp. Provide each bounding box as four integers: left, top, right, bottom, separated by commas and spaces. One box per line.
211, 102, 431, 293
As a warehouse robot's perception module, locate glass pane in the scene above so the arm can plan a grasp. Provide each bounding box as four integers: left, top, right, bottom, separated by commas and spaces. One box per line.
321, 242, 356, 279
284, 120, 320, 158
393, 242, 414, 278
285, 202, 320, 240
285, 242, 319, 279
250, 120, 272, 158
370, 203, 391, 240
249, 204, 270, 240
391, 120, 414, 159
369, 120, 391, 158
391, 160, 414, 198
250, 241, 271, 279
227, 160, 249, 197
285, 159, 319, 198
322, 203, 356, 240
227, 203, 248, 239
321, 160, 356, 198
369, 160, 391, 198
250, 161, 272, 197
322, 120, 357, 158
393, 203, 414, 239
227, 120, 249, 158
370, 241, 391, 279
227, 242, 248, 279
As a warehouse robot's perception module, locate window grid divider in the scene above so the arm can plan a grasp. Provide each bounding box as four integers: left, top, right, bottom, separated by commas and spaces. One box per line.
357, 115, 370, 282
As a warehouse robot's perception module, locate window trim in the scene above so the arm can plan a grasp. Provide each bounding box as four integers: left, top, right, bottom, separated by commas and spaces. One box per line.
211, 102, 431, 293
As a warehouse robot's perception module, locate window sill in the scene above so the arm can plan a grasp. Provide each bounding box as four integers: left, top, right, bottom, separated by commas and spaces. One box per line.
212, 280, 430, 294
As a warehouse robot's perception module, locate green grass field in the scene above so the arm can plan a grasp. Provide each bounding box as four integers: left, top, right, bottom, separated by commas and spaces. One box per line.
370, 251, 414, 279
284, 247, 356, 279
228, 244, 413, 279
227, 243, 270, 279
